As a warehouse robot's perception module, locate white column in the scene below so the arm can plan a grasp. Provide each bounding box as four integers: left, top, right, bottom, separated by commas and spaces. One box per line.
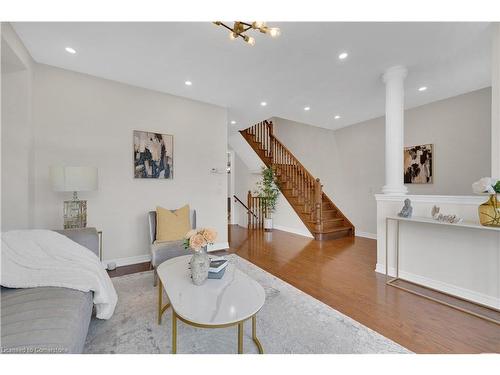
492, 23, 500, 178
382, 66, 408, 195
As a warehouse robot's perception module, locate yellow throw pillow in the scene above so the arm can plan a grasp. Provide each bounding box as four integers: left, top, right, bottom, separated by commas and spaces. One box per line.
155, 204, 191, 243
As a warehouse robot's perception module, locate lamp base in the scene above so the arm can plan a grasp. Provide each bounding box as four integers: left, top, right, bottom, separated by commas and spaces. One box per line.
64, 200, 87, 229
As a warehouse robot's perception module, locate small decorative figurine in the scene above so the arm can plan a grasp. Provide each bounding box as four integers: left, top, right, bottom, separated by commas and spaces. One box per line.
431, 205, 463, 224
398, 198, 413, 218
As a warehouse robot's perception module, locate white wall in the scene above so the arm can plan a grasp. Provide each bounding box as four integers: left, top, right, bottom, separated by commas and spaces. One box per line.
271, 88, 491, 237
232, 151, 259, 227
1, 23, 35, 231
30, 63, 228, 262
376, 194, 499, 309
492, 23, 500, 177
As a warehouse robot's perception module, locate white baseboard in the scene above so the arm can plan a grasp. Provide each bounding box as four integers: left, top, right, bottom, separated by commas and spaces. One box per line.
273, 225, 314, 238
355, 231, 377, 240
103, 254, 152, 269
103, 241, 229, 268
375, 263, 396, 275
375, 263, 499, 309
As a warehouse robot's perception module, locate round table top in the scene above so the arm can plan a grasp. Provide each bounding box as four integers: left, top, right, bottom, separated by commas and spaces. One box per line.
157, 255, 265, 326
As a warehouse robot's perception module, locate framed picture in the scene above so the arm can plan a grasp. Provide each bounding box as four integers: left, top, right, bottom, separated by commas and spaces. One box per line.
404, 144, 433, 184
133, 130, 173, 179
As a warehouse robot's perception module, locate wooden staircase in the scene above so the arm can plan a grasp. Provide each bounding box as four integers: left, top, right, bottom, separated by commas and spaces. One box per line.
240, 120, 355, 240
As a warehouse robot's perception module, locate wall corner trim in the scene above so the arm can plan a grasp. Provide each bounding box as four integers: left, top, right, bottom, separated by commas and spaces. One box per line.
356, 231, 377, 240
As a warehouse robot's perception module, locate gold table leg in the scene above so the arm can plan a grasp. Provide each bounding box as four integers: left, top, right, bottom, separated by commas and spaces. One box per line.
157, 279, 163, 325
157, 279, 170, 325
252, 315, 264, 354
172, 310, 177, 354
237, 322, 244, 354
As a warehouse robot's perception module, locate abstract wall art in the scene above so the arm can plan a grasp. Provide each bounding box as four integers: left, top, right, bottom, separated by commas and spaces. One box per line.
404, 144, 433, 184
134, 130, 173, 179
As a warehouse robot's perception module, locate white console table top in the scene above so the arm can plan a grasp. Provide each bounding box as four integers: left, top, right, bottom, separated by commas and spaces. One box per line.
387, 215, 500, 232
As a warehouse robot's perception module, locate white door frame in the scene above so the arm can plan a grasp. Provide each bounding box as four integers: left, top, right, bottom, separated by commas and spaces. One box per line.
227, 150, 237, 225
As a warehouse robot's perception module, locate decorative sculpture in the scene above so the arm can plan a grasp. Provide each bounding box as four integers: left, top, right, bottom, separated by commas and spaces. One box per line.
398, 198, 413, 218
431, 205, 463, 224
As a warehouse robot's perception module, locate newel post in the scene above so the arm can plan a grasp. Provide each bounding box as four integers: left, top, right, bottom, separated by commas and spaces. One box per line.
314, 178, 323, 231
268, 121, 274, 163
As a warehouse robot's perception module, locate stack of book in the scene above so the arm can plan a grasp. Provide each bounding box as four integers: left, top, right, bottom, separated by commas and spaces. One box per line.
207, 258, 228, 279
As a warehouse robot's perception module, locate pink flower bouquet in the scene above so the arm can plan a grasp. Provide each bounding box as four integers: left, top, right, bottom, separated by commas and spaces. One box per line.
184, 228, 218, 251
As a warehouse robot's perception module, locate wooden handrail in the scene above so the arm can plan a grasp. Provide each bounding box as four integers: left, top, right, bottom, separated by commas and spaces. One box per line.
233, 195, 258, 218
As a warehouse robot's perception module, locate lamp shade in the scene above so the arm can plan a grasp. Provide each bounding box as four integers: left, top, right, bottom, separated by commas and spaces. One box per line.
50, 166, 98, 192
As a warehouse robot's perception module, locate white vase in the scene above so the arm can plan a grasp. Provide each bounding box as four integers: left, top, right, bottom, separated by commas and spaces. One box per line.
190, 246, 210, 286
264, 218, 273, 231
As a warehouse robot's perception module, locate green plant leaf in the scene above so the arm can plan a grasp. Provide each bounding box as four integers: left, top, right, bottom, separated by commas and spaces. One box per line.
494, 180, 500, 194
254, 166, 280, 218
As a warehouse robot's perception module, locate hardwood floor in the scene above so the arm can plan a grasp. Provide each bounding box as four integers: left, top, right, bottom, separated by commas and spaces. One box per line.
228, 225, 500, 354
107, 225, 499, 353
107, 262, 151, 278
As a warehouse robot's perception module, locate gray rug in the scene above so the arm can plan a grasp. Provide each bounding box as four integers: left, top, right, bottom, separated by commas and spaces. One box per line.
84, 255, 410, 354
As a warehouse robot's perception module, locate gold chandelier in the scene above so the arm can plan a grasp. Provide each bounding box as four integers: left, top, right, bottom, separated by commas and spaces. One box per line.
213, 21, 281, 46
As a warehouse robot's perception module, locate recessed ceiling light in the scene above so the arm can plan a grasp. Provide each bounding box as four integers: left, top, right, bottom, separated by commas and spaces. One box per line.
65, 47, 76, 54
338, 52, 348, 60
260, 101, 267, 107
418, 86, 427, 92
230, 120, 236, 125
304, 106, 311, 111
334, 115, 341, 120
185, 80, 192, 86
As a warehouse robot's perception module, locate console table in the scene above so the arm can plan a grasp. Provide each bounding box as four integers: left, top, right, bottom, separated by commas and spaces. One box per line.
385, 215, 500, 325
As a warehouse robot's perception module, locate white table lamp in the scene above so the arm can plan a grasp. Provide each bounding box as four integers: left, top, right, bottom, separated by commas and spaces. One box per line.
50, 166, 98, 229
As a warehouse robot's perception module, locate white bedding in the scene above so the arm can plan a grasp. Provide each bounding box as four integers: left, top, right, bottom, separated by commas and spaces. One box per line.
1, 229, 117, 319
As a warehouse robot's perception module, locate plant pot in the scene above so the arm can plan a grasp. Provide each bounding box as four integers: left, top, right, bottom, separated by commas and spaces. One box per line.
189, 246, 210, 285
264, 218, 273, 231
478, 194, 500, 227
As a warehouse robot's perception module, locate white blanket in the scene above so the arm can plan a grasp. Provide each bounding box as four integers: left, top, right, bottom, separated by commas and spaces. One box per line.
1, 229, 117, 319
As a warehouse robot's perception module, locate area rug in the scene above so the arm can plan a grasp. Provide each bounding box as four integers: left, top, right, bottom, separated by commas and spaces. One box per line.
84, 254, 410, 354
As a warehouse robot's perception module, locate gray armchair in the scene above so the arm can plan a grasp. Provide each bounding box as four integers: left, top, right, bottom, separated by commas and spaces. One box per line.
148, 209, 196, 285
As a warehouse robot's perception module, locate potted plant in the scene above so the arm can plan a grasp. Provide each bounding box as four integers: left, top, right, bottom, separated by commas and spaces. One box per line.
255, 166, 280, 231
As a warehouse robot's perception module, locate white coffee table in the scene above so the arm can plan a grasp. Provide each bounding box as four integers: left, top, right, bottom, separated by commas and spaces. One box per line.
156, 255, 265, 354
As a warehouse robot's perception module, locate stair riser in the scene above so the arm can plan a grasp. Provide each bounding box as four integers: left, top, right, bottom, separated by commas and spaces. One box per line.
322, 210, 339, 220
323, 221, 347, 229
314, 228, 354, 240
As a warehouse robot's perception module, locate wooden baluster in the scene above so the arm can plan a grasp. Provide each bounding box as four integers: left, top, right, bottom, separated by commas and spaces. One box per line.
260, 197, 263, 228
247, 191, 252, 229
293, 160, 297, 196
264, 123, 267, 156
266, 123, 269, 156
259, 122, 264, 148
269, 123, 274, 161
314, 179, 322, 232
307, 176, 311, 214
266, 124, 268, 155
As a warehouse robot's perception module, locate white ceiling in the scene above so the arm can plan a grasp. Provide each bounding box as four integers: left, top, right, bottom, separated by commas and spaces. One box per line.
12, 22, 492, 132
